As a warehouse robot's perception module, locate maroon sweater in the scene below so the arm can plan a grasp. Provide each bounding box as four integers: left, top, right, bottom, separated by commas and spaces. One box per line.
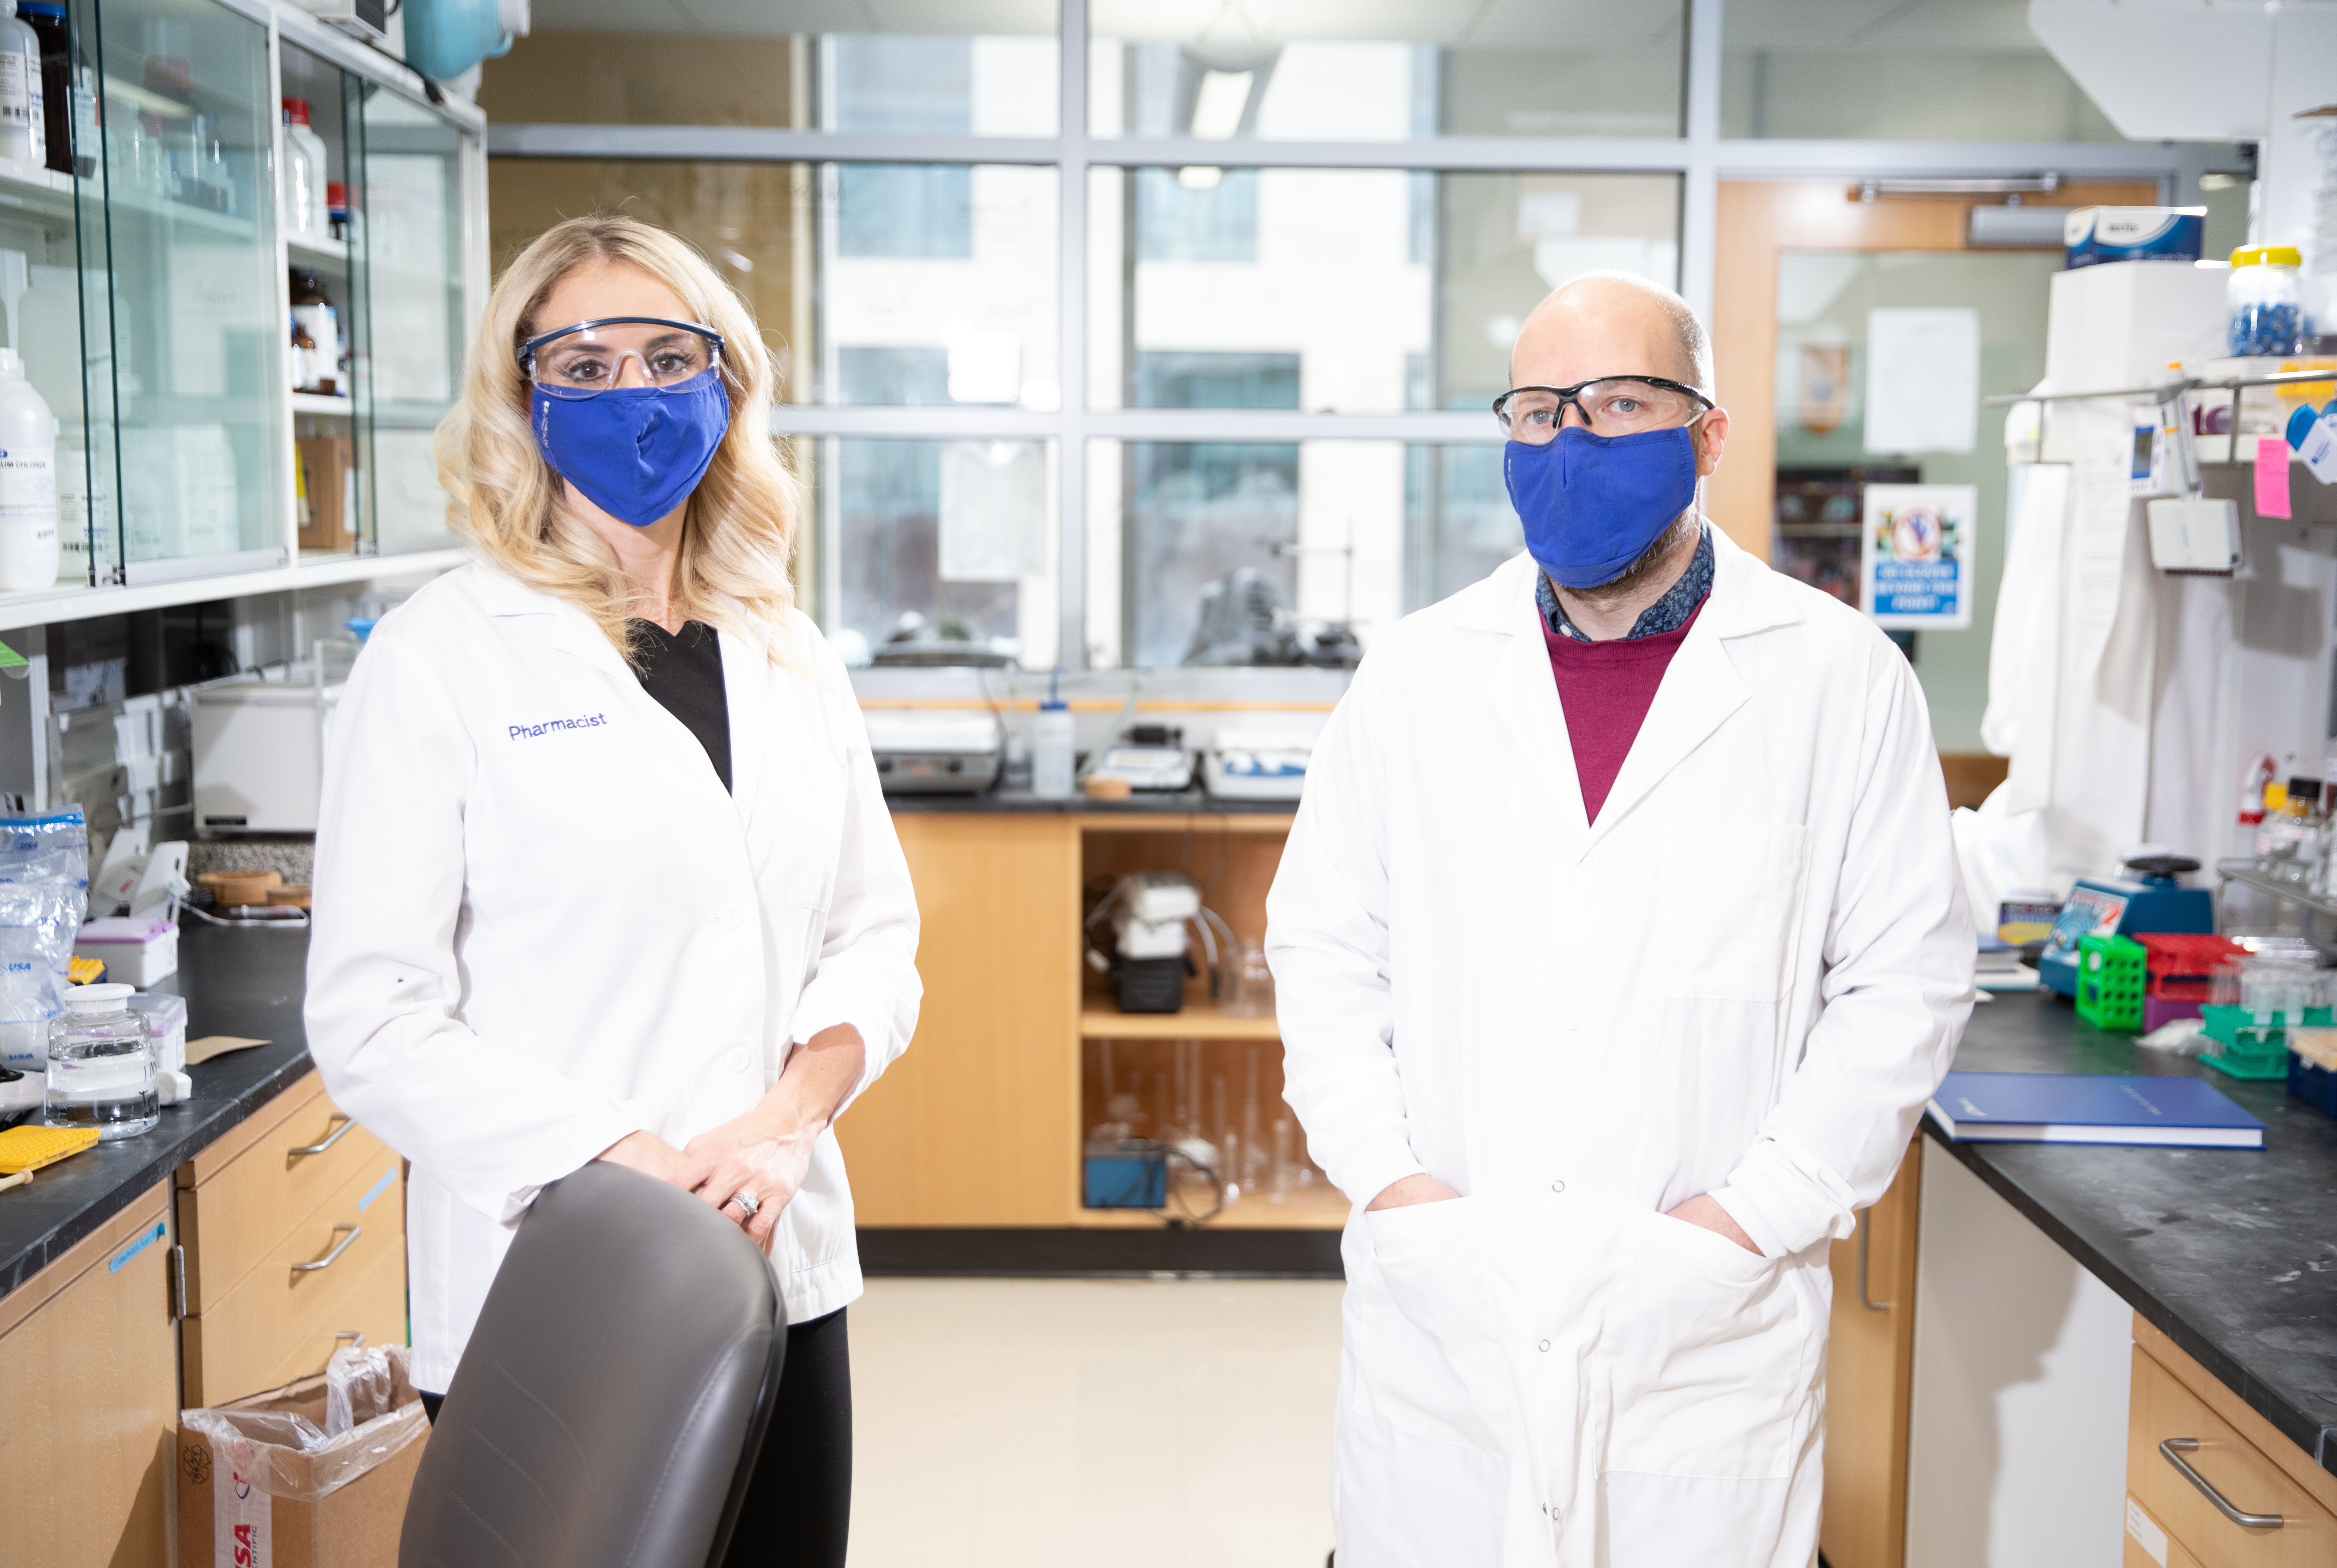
1542, 598, 1706, 824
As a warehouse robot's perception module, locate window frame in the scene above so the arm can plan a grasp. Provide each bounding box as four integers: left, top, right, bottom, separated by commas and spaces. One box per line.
486, 0, 2228, 669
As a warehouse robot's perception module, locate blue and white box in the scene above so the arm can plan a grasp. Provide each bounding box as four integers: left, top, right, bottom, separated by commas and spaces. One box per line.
2064, 206, 2206, 269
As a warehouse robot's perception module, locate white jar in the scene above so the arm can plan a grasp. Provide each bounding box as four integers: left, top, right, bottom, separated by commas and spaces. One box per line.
280, 97, 330, 239
0, 347, 57, 592
1032, 698, 1075, 799
0, 0, 40, 167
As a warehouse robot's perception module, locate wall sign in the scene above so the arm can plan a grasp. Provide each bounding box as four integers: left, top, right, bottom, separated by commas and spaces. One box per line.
1861, 482, 1976, 630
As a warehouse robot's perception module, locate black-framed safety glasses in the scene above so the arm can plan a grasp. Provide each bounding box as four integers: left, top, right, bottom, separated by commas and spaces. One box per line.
1493, 375, 1713, 444
518, 316, 728, 400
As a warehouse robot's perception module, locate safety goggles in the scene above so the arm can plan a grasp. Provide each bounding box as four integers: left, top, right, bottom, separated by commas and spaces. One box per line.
1492, 376, 1713, 443
517, 317, 727, 400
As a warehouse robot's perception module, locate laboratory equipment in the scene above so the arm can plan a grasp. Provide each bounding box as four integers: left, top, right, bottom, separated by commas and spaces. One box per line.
0, 1120, 95, 1170
128, 990, 189, 1105
2226, 247, 2308, 358
191, 664, 344, 833
1202, 727, 1312, 802
1087, 725, 1195, 792
0, 0, 40, 166
862, 711, 1001, 795
19, 0, 65, 175
2144, 497, 2241, 576
0, 348, 58, 591
1241, 1046, 1268, 1197
1086, 871, 1234, 1014
46, 983, 156, 1139
0, 1062, 37, 1126
1032, 673, 1075, 799
2074, 933, 2146, 1032
1082, 1138, 1167, 1208
2133, 933, 2248, 1031
73, 916, 177, 986
280, 98, 330, 240
2288, 400, 2337, 486
2037, 855, 2214, 996
290, 269, 344, 395
1222, 938, 1274, 1018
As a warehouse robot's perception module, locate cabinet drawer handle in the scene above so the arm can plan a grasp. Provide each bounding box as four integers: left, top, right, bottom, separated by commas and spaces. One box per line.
335, 1330, 366, 1349
289, 1114, 353, 1159
293, 1223, 361, 1275
2159, 1439, 2286, 1529
1856, 1208, 1894, 1312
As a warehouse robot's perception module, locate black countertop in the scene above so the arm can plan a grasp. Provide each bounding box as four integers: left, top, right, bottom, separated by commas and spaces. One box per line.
0, 921, 314, 1306
884, 786, 1295, 815
1937, 989, 2337, 1474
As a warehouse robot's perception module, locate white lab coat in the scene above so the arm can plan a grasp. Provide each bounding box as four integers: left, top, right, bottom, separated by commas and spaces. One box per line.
1266, 532, 1973, 1567
305, 563, 921, 1393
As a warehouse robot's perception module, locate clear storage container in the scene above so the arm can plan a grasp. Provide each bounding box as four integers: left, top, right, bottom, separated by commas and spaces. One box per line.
46, 982, 156, 1139
2226, 246, 2309, 357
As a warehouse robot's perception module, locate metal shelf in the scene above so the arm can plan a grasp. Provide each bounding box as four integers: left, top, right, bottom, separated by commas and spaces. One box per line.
2215, 858, 2337, 921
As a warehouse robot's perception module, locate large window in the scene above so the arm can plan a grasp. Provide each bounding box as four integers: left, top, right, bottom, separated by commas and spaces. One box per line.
484, 0, 2217, 681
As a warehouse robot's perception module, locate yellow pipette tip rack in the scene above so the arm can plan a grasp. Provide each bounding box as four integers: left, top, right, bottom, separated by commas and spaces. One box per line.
0, 1125, 100, 1175
67, 955, 104, 985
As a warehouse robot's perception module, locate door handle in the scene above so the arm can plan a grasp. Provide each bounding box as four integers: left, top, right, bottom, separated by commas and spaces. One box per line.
2159, 1439, 2285, 1529
289, 1114, 353, 1159
292, 1222, 361, 1275
1856, 1207, 1894, 1312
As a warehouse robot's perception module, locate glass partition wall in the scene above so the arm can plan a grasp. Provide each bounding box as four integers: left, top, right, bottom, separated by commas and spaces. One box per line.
482, 0, 2219, 707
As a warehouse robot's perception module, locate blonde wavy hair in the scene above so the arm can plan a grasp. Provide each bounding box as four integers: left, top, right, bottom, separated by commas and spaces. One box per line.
436, 214, 799, 657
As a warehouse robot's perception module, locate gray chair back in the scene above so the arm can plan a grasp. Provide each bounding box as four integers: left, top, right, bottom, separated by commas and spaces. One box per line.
400, 1161, 785, 1568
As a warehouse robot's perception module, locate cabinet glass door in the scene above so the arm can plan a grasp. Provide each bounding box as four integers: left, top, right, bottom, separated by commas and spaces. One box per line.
93, 0, 283, 581
281, 39, 361, 556
355, 82, 461, 554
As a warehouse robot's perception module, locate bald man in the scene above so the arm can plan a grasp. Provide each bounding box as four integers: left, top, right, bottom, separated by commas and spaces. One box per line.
1266, 274, 1974, 1566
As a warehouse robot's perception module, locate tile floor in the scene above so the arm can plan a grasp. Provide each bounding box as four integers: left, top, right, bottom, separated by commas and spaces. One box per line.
847, 1276, 1343, 1567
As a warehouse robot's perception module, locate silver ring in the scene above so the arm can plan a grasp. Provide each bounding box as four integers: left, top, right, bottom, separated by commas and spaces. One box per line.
729, 1191, 760, 1218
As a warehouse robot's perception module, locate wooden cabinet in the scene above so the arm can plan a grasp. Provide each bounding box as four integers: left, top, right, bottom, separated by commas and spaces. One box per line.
1819, 1144, 1923, 1568
837, 811, 1345, 1229
2125, 1317, 2336, 1567
176, 1071, 408, 1407
0, 1186, 178, 1568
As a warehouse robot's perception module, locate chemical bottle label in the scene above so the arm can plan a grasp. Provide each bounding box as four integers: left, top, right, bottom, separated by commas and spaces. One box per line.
0, 51, 26, 129
0, 448, 56, 519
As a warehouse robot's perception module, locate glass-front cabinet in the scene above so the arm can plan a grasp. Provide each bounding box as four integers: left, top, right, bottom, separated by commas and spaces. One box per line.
0, 0, 478, 607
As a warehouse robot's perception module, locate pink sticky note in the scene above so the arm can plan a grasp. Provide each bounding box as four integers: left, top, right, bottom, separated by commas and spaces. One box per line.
2257, 435, 2293, 519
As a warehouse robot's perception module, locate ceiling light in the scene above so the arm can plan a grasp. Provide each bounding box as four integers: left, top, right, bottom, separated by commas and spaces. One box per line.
1191, 70, 1253, 141
1176, 166, 1224, 191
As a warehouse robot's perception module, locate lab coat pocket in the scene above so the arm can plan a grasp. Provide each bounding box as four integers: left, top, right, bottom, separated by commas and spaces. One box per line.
1605, 1209, 1815, 1485
1357, 1199, 1512, 1451
1335, 1407, 1511, 1568
1655, 824, 1811, 1002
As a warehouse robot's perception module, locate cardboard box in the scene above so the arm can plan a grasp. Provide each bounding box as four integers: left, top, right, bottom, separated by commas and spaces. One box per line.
295, 436, 358, 553
178, 1347, 428, 1568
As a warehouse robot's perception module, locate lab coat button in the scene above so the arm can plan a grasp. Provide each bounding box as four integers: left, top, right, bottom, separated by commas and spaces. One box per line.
719, 905, 745, 929
724, 1047, 750, 1072
1550, 1180, 1565, 1193
1537, 1339, 1551, 1352
1565, 1018, 1578, 1033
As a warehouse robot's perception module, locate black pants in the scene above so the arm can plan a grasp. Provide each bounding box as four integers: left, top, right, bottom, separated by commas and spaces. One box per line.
418, 1306, 852, 1568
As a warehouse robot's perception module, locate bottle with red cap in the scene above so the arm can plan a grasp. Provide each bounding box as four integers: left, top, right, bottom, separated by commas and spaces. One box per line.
280, 96, 329, 239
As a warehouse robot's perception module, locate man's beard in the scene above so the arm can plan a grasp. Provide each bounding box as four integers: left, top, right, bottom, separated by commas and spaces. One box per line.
1565, 507, 1698, 606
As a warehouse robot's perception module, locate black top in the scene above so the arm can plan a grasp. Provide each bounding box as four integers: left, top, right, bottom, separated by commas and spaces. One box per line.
629, 620, 732, 793
1937, 990, 2337, 1473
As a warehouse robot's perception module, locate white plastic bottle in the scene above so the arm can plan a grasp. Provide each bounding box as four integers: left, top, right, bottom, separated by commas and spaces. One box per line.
280, 97, 330, 239
1032, 671, 1075, 799
0, 0, 39, 167
0, 349, 58, 591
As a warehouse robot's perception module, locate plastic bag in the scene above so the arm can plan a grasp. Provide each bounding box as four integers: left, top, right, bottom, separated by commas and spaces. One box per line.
182, 1343, 426, 1502
0, 812, 87, 1073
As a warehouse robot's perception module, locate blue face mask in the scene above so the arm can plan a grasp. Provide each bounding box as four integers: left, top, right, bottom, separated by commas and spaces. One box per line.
532, 369, 731, 527
1504, 423, 1700, 590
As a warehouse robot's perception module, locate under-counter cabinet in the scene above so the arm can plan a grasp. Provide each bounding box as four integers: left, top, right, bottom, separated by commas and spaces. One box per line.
176, 1070, 406, 1407
2124, 1316, 2336, 1568
0, 1185, 177, 1568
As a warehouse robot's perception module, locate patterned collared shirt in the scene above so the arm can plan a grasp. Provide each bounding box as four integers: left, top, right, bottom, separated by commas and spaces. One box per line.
1536, 524, 1715, 642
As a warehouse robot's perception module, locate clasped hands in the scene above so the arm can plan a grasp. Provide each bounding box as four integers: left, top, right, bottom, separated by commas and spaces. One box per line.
1365, 1173, 1762, 1255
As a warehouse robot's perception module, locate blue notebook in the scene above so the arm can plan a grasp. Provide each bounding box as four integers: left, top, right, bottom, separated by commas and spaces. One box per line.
1927, 1072, 2265, 1148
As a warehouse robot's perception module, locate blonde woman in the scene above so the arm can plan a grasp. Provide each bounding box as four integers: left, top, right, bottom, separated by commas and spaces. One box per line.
305, 215, 919, 1564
